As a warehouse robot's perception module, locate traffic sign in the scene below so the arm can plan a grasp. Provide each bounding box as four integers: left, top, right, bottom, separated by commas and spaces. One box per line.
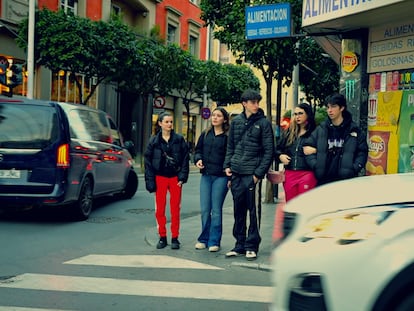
201, 107, 211, 120
153, 96, 166, 108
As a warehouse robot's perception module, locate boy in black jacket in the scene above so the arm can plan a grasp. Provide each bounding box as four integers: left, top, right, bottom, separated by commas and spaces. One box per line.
223, 89, 274, 260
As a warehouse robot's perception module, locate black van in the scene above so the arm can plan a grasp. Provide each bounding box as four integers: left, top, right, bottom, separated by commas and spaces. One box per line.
0, 96, 138, 220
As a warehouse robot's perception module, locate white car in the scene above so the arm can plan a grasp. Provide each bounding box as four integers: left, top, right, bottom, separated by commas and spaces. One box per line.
270, 173, 414, 311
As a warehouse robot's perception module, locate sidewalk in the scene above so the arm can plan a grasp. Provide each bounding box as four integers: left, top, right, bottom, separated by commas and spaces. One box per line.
144, 177, 282, 272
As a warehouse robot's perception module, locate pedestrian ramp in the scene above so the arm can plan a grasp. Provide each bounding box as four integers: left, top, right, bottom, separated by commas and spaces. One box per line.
0, 254, 272, 310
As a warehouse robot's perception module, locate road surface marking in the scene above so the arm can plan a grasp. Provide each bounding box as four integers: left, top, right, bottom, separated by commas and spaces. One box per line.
0, 308, 73, 311
0, 273, 272, 303
64, 254, 223, 270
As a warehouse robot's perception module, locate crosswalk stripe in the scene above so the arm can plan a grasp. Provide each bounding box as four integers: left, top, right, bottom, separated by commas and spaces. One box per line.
64, 254, 223, 270
0, 273, 272, 303
0, 308, 73, 311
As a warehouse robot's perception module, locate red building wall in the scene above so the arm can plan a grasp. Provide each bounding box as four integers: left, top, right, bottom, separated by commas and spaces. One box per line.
36, 0, 102, 20
156, 0, 207, 60
86, 0, 102, 20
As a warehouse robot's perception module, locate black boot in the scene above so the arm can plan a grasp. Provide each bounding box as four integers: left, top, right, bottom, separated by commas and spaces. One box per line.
156, 237, 167, 249
171, 238, 180, 249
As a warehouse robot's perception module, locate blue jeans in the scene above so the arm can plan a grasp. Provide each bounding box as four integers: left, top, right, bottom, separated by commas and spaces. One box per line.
197, 175, 229, 247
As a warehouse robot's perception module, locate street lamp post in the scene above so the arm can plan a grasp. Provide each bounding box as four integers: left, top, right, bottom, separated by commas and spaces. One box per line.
27, 0, 35, 99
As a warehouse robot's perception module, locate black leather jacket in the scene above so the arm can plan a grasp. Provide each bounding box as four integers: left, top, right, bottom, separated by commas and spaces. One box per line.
144, 131, 189, 192
275, 129, 313, 171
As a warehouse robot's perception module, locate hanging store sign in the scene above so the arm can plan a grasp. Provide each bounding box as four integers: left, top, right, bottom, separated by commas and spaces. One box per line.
245, 3, 291, 40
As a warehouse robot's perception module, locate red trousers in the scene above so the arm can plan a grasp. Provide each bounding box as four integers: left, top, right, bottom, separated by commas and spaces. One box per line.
284, 170, 317, 202
155, 175, 182, 238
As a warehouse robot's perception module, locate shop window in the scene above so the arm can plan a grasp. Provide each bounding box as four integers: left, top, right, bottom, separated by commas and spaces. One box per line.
51, 70, 97, 108
61, 0, 78, 14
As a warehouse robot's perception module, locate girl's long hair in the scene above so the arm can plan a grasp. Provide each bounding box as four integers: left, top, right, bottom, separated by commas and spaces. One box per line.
286, 103, 316, 145
205, 107, 230, 135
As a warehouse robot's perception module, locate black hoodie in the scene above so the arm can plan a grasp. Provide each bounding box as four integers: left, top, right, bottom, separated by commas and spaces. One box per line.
305, 110, 368, 185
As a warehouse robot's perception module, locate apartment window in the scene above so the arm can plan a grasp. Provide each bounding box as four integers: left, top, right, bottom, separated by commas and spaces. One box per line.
189, 0, 199, 5
112, 4, 121, 16
166, 6, 182, 45
61, 0, 78, 14
189, 35, 198, 56
167, 24, 177, 45
188, 19, 201, 58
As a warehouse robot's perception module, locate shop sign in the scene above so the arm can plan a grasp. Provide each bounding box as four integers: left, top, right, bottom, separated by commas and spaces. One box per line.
245, 3, 291, 40
342, 51, 358, 73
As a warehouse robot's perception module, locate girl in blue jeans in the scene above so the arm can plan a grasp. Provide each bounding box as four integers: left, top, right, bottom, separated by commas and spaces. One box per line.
193, 107, 230, 252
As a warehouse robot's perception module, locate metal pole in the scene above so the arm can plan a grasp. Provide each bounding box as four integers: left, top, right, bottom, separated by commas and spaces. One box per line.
292, 41, 300, 108
27, 0, 35, 99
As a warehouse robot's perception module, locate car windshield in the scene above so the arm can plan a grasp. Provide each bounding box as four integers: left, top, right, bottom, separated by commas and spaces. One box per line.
0, 103, 59, 149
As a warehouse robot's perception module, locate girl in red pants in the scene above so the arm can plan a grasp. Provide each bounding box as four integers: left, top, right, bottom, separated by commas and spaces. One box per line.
144, 112, 189, 249
276, 103, 317, 202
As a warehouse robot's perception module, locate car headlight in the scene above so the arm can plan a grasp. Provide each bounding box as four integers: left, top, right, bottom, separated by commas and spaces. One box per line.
300, 207, 396, 244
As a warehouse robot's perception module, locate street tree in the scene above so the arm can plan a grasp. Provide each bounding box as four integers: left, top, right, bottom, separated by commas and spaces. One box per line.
208, 62, 260, 106
17, 9, 137, 105
298, 37, 339, 107
200, 0, 303, 127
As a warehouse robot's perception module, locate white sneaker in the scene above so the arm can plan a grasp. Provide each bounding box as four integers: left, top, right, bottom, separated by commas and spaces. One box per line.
208, 246, 220, 252
195, 242, 206, 250
225, 250, 242, 258
246, 251, 257, 260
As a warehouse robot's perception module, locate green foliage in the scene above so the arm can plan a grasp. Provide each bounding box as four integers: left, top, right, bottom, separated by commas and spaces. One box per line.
200, 0, 340, 121
299, 37, 339, 106
17, 9, 137, 104
315, 106, 328, 125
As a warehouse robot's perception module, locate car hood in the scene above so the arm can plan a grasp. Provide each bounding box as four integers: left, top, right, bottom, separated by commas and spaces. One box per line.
284, 173, 414, 218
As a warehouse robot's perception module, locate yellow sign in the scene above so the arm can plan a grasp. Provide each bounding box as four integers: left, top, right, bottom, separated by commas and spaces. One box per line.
342, 51, 358, 73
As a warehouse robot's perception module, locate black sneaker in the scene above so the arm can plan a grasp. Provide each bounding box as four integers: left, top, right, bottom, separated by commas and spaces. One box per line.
156, 237, 167, 249
171, 238, 180, 249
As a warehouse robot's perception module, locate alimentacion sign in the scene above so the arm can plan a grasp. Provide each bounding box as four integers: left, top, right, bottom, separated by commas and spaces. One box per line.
245, 3, 291, 40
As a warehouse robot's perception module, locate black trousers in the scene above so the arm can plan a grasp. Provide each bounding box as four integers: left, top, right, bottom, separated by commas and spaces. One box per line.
230, 174, 262, 253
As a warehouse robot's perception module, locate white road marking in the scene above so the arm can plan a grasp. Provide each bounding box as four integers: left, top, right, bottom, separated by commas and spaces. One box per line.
64, 254, 223, 270
0, 273, 272, 303
0, 308, 73, 311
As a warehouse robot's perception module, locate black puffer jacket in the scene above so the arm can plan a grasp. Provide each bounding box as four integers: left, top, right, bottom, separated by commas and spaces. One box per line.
194, 129, 227, 177
275, 129, 313, 171
144, 131, 189, 193
305, 111, 368, 184
223, 109, 274, 179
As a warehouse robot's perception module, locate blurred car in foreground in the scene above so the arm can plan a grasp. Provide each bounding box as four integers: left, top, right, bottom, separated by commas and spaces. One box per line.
0, 96, 138, 220
270, 173, 414, 311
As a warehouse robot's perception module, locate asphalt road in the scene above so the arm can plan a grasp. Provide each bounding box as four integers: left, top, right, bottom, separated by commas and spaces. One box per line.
0, 173, 277, 311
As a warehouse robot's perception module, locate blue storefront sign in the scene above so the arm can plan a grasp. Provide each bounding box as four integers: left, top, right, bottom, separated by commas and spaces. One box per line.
245, 3, 291, 40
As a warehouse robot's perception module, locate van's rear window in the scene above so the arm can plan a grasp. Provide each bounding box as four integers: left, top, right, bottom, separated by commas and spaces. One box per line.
0, 103, 59, 149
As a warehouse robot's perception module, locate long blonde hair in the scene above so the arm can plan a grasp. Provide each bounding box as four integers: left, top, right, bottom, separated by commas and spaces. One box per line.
286, 103, 316, 145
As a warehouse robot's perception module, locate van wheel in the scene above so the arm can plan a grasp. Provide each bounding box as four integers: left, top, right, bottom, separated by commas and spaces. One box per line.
119, 170, 138, 200
72, 176, 93, 220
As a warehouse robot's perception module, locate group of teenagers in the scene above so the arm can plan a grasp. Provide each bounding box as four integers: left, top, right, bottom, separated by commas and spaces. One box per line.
144, 89, 368, 260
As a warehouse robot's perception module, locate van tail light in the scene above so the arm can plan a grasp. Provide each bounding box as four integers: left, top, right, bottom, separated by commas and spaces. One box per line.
57, 144, 70, 168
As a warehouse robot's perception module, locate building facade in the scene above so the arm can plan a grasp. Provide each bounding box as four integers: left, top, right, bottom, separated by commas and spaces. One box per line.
302, 0, 413, 175
0, 0, 209, 169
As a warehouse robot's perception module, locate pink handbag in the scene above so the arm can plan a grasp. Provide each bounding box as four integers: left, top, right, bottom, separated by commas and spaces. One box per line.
266, 169, 285, 184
